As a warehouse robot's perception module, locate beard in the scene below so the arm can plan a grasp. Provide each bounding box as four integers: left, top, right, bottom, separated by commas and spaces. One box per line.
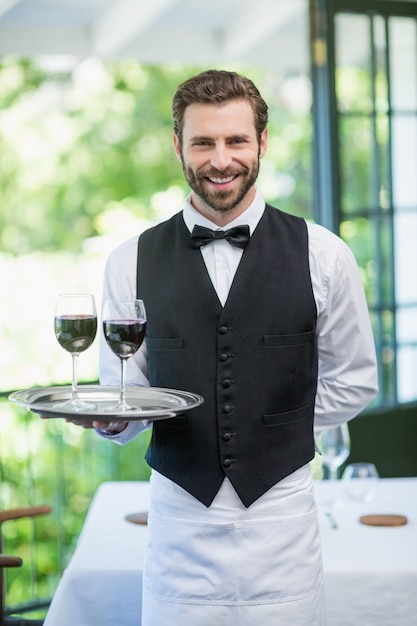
181, 157, 260, 215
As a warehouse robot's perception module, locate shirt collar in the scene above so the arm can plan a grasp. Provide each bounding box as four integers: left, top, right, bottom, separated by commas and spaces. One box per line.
182, 188, 265, 235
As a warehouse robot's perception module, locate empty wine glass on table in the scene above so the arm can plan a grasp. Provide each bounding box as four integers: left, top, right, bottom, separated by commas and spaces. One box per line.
319, 424, 351, 480
342, 462, 380, 502
102, 299, 147, 412
54, 293, 97, 411
317, 424, 351, 526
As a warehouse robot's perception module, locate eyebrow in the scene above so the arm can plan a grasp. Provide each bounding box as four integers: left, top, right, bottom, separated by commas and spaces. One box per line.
189, 135, 212, 142
189, 133, 252, 142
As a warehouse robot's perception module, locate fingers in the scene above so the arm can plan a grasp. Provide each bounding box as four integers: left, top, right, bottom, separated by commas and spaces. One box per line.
39, 416, 125, 432
92, 420, 112, 429
92, 421, 128, 434
66, 418, 95, 428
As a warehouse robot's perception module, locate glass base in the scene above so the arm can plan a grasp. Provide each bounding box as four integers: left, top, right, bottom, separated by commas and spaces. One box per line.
53, 398, 96, 413
103, 401, 141, 413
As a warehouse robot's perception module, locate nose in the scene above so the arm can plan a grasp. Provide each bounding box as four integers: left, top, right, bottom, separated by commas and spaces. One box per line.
211, 144, 232, 171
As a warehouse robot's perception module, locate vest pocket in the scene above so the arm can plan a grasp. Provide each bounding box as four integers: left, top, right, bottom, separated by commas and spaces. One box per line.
262, 330, 314, 347
146, 336, 186, 389
146, 337, 184, 350
263, 405, 308, 427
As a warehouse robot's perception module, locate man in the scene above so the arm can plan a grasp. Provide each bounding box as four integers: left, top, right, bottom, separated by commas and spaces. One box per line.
92, 70, 378, 624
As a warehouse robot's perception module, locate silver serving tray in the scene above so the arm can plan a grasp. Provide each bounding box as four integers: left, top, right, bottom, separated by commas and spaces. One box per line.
9, 385, 204, 421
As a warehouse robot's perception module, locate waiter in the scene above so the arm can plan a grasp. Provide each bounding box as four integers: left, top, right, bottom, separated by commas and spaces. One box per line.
90, 70, 377, 625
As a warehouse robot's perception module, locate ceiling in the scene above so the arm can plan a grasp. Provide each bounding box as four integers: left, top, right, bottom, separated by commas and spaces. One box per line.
0, 0, 308, 73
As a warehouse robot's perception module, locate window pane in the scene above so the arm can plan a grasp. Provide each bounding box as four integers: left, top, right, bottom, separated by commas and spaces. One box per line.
339, 114, 390, 215
394, 212, 417, 304
374, 15, 388, 114
340, 217, 376, 303
373, 308, 396, 404
391, 115, 417, 208
341, 215, 394, 308
397, 345, 417, 403
335, 13, 372, 112
379, 214, 394, 305
397, 306, 417, 343
389, 17, 417, 110
339, 115, 374, 213
376, 114, 390, 206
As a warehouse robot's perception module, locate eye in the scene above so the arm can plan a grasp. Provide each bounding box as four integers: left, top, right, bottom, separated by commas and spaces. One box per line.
229, 136, 247, 145
191, 137, 213, 147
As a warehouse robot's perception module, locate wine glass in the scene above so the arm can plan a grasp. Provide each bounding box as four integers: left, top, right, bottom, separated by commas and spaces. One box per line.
319, 424, 351, 480
317, 424, 351, 522
54, 293, 97, 411
102, 299, 147, 411
342, 462, 380, 502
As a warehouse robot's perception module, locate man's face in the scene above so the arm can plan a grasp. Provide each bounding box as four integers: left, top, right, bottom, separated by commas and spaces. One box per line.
173, 99, 267, 222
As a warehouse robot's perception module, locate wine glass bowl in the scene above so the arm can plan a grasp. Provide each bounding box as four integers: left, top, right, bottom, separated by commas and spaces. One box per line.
342, 462, 380, 502
102, 299, 146, 412
54, 293, 97, 411
318, 424, 351, 480
55, 314, 97, 354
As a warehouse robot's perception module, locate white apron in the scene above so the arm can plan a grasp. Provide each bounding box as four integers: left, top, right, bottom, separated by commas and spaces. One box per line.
142, 465, 326, 626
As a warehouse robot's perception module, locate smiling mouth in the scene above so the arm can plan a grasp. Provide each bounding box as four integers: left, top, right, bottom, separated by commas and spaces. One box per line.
206, 175, 237, 184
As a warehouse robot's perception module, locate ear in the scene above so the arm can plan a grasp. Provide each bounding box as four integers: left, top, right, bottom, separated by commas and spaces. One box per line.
173, 133, 182, 162
259, 128, 268, 159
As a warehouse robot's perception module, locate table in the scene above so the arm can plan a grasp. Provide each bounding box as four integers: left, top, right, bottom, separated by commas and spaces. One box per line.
44, 482, 149, 626
44, 478, 417, 626
315, 478, 417, 626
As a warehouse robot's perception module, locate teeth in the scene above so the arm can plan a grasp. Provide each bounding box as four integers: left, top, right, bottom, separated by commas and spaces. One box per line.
208, 176, 234, 184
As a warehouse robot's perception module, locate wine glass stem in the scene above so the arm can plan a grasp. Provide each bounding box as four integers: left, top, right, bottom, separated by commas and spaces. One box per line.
119, 357, 127, 409
71, 354, 79, 401
329, 468, 339, 480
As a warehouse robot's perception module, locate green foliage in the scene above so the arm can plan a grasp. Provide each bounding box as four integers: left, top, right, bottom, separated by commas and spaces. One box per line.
0, 396, 151, 613
0, 57, 313, 255
0, 59, 191, 253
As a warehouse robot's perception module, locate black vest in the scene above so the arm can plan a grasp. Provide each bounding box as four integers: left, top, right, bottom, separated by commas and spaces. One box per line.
136, 204, 318, 507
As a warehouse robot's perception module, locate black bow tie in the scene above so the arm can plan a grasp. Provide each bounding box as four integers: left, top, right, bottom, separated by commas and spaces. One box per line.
190, 224, 250, 250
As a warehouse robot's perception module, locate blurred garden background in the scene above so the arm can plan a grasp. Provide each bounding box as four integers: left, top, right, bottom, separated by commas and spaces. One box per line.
0, 56, 314, 616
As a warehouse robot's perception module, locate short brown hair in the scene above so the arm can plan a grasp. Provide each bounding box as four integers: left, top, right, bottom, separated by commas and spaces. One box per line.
172, 69, 268, 144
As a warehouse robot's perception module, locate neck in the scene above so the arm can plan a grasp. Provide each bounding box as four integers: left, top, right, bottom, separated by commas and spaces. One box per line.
190, 188, 256, 227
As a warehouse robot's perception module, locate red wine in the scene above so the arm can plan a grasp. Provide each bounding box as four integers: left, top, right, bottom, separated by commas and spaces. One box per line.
55, 315, 97, 353
103, 319, 146, 358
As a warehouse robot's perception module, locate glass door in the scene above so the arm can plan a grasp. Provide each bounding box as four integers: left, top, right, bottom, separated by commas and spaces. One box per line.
311, 0, 417, 407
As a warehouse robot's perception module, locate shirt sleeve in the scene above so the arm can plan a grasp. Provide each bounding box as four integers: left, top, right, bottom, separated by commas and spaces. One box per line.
308, 224, 379, 435
97, 236, 151, 444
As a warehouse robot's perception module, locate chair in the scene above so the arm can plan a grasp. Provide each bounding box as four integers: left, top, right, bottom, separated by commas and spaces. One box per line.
0, 506, 52, 625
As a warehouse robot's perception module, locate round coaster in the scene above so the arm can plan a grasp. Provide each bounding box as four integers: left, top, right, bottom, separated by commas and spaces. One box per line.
359, 514, 407, 527
125, 511, 148, 525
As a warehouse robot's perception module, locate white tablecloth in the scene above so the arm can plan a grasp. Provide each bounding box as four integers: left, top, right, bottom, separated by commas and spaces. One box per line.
315, 478, 417, 626
44, 478, 417, 626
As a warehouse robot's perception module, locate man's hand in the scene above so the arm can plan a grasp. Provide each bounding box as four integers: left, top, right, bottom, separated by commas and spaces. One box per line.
65, 418, 96, 429
40, 415, 127, 434
68, 419, 128, 434
92, 420, 128, 434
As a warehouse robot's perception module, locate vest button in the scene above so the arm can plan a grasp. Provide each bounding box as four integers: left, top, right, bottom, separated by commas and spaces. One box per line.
219, 353, 228, 362
219, 325, 228, 334
223, 458, 232, 468
222, 433, 232, 442
222, 379, 231, 388
223, 404, 232, 413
